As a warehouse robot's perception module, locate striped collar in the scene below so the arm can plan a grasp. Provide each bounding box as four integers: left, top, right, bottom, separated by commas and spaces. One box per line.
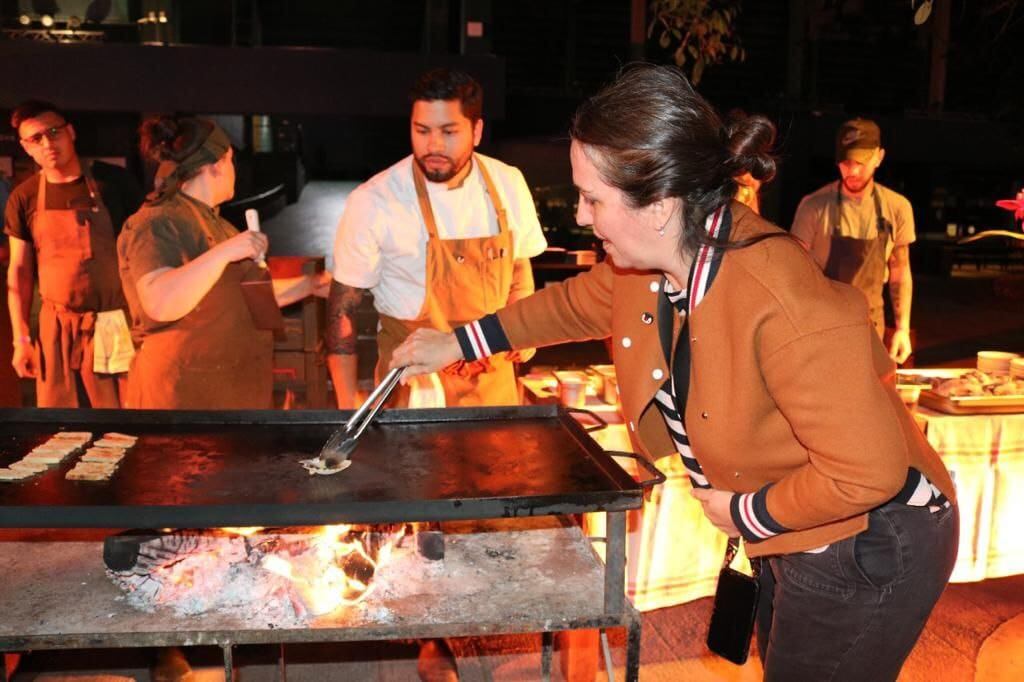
661, 205, 730, 313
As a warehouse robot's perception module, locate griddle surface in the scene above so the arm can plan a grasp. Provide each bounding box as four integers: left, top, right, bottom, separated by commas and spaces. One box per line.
0, 406, 641, 527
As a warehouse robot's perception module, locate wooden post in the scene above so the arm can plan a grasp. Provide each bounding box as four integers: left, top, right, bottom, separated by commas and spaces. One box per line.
630, 0, 646, 62
928, 0, 951, 112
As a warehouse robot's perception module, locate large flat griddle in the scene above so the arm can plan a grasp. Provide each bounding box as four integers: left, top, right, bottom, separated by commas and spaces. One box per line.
0, 405, 643, 528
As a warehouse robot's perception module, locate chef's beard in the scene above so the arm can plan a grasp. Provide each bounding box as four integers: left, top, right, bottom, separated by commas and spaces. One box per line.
841, 173, 874, 195
414, 154, 471, 183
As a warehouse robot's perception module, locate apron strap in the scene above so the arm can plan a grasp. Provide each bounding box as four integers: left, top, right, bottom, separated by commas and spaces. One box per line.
474, 157, 510, 237
411, 155, 511, 240
35, 165, 101, 215
411, 160, 442, 240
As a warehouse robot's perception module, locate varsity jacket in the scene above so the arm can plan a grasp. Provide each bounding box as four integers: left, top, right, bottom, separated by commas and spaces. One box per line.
459, 203, 956, 557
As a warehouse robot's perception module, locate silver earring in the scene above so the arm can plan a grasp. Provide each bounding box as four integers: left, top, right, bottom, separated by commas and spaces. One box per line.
658, 227, 666, 237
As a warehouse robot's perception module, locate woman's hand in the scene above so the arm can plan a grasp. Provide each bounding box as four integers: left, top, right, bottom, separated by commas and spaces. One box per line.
391, 328, 464, 379
213, 231, 268, 266
691, 488, 740, 538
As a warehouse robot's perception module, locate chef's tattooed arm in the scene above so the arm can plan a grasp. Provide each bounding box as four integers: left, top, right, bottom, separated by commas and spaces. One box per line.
326, 280, 364, 408
326, 280, 364, 355
887, 244, 913, 363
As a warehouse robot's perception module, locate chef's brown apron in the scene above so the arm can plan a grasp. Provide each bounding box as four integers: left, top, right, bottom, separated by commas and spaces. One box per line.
33, 170, 125, 408
376, 157, 518, 407
823, 183, 891, 337
125, 198, 273, 409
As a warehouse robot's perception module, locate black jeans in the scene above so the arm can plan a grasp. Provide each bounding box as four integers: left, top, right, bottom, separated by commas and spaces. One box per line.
755, 502, 959, 681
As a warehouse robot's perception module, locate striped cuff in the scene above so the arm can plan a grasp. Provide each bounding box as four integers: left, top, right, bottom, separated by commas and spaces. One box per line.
454, 314, 512, 361
730, 486, 790, 543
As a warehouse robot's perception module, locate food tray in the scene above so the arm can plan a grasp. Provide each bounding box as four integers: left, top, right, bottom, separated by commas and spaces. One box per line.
919, 390, 1024, 415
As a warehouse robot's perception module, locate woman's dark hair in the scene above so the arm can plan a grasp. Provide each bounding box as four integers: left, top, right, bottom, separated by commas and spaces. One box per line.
570, 63, 779, 255
409, 68, 483, 123
138, 116, 215, 183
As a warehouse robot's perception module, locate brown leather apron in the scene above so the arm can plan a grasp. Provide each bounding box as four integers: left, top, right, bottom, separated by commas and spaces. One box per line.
125, 198, 273, 409
823, 183, 891, 337
33, 169, 125, 408
376, 157, 518, 407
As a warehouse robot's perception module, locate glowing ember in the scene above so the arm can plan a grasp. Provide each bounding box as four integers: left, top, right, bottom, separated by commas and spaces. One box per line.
107, 525, 404, 621
261, 524, 401, 615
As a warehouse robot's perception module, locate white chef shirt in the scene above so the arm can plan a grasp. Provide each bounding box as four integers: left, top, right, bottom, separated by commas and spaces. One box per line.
332, 153, 547, 321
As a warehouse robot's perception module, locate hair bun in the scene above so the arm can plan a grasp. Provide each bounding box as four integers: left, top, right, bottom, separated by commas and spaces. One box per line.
726, 115, 777, 183
139, 116, 181, 161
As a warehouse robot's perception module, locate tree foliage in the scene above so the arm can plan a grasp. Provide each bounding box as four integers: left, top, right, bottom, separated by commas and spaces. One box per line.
647, 0, 745, 85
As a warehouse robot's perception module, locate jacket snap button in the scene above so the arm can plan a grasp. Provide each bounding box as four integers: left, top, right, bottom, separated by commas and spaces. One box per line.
652, 368, 664, 380
701, 411, 709, 420
649, 281, 660, 293
456, 254, 465, 263
691, 336, 697, 343
734, 472, 740, 478
621, 337, 632, 348
628, 421, 635, 432
641, 312, 654, 325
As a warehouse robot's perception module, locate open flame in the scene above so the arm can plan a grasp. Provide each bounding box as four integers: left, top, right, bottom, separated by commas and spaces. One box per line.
108, 524, 407, 622
259, 524, 402, 615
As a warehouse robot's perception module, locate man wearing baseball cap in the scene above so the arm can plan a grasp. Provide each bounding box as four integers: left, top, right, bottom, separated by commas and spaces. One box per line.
791, 118, 915, 363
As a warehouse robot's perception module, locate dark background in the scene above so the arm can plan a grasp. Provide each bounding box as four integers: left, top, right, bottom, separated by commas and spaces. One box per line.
0, 0, 1022, 234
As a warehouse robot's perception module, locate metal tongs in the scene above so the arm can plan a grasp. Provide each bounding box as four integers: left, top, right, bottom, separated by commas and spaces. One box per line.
301, 366, 406, 475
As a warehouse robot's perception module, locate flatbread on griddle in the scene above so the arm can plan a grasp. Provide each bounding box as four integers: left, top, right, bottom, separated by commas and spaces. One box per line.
0, 467, 34, 481
9, 460, 50, 473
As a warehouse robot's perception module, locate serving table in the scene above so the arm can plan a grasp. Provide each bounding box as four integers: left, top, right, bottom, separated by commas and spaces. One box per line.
0, 405, 658, 681
915, 407, 1024, 582
524, 367, 1024, 615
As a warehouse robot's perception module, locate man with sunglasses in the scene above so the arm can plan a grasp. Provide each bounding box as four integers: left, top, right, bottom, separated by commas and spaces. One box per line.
4, 100, 143, 407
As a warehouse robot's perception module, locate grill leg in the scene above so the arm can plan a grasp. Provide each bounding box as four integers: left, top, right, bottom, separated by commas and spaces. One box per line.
540, 631, 553, 681
221, 642, 234, 682
278, 643, 287, 682
625, 610, 642, 682
605, 511, 627, 615
600, 629, 615, 682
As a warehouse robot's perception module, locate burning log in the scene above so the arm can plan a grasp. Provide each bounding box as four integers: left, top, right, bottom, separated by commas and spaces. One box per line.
104, 525, 407, 622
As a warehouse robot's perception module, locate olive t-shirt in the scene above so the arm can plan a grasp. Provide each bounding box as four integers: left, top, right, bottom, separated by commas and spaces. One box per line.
117, 192, 239, 337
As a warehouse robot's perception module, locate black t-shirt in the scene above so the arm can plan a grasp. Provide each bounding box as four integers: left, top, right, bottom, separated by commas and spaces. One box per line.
3, 161, 144, 243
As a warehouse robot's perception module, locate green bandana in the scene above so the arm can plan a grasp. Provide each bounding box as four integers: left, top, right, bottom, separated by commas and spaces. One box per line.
148, 121, 232, 204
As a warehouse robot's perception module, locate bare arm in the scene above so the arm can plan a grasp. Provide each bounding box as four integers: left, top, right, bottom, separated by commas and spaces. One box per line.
887, 244, 913, 363
135, 231, 267, 322
325, 280, 364, 409
6, 237, 36, 377
272, 271, 331, 308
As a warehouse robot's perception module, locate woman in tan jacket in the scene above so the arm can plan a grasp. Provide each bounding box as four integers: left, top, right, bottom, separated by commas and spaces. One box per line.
392, 65, 959, 681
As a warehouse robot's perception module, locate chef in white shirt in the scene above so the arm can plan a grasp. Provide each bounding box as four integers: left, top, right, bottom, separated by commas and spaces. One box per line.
327, 67, 547, 408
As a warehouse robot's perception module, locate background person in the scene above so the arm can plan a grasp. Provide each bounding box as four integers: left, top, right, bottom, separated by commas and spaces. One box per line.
326, 68, 547, 409
791, 118, 915, 363
392, 65, 958, 682
118, 116, 327, 410
4, 100, 143, 407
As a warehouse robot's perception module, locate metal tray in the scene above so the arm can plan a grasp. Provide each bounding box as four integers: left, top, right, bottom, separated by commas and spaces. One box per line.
0, 405, 646, 528
919, 390, 1024, 415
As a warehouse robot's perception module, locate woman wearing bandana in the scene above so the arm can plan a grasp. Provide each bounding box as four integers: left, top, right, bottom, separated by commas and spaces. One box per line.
392, 65, 959, 681
118, 117, 325, 409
